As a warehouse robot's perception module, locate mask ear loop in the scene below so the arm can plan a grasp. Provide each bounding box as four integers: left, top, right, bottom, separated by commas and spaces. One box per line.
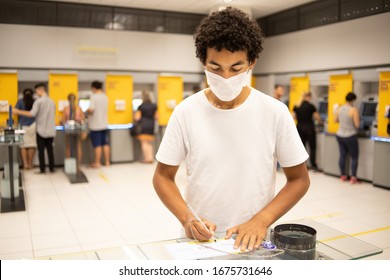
186, 209, 284, 259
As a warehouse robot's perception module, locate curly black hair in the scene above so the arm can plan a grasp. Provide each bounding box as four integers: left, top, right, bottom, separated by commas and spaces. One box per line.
194, 7, 264, 65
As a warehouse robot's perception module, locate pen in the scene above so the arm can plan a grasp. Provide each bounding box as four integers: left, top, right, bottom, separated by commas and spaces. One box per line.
186, 204, 217, 242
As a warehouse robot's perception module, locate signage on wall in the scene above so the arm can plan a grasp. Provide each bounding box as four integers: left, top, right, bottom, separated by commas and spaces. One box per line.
0, 100, 9, 112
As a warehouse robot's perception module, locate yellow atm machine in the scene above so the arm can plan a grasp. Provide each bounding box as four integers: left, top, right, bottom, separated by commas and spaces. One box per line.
327, 74, 353, 134
49, 73, 78, 125
105, 74, 135, 163
0, 71, 18, 126
105, 74, 133, 125
289, 76, 309, 113
373, 71, 390, 189
157, 76, 183, 126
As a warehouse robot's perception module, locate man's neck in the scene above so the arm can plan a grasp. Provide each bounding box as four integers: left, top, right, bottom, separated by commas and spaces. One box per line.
205, 86, 251, 110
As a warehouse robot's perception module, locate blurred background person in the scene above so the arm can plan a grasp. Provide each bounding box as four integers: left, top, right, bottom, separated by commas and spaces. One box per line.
13, 83, 56, 174
273, 84, 285, 101
62, 93, 85, 163
15, 88, 36, 170
335, 92, 360, 184
293, 92, 322, 171
134, 90, 158, 163
87, 81, 109, 168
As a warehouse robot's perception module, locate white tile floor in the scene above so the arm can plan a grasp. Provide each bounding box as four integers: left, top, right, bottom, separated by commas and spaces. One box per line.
0, 163, 389, 260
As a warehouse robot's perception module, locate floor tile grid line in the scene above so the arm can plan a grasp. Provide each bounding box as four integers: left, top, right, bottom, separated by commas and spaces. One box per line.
71, 170, 138, 250
81, 166, 171, 246
30, 173, 86, 258
22, 171, 40, 258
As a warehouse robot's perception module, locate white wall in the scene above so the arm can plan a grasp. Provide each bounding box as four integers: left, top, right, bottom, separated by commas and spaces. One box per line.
0, 24, 203, 73
254, 13, 390, 74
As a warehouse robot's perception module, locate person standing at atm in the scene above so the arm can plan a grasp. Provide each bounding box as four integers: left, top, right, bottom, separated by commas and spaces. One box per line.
13, 83, 56, 174
15, 88, 37, 170
293, 92, 322, 171
87, 81, 110, 168
335, 92, 360, 184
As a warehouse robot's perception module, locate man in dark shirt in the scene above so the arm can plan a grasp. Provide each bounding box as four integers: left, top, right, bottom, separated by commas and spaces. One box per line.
293, 92, 322, 171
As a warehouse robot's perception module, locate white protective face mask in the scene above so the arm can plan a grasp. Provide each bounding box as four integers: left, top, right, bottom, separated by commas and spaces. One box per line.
204, 69, 249, 102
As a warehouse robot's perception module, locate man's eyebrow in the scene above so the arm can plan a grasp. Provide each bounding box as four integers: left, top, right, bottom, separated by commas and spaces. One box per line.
208, 60, 246, 67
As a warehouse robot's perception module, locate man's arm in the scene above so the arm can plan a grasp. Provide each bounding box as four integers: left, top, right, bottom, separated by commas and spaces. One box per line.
13, 108, 33, 118
226, 162, 310, 251
153, 162, 216, 240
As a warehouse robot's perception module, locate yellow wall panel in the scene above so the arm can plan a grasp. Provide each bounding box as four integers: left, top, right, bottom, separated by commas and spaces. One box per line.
106, 75, 133, 124
377, 72, 390, 137
49, 73, 78, 125
289, 76, 309, 112
0, 72, 18, 126
158, 76, 183, 126
328, 74, 353, 134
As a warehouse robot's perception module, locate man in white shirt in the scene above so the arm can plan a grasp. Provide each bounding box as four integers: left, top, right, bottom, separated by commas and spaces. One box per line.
153, 7, 310, 252
87, 81, 109, 167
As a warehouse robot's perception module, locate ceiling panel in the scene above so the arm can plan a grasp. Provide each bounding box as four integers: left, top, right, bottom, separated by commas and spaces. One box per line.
41, 0, 318, 18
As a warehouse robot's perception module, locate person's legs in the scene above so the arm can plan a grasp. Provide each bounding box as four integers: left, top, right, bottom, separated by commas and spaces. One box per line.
45, 137, 55, 172
93, 146, 102, 167
103, 145, 110, 166
336, 136, 348, 179
20, 148, 28, 169
27, 148, 36, 169
89, 131, 101, 167
145, 140, 154, 162
346, 135, 359, 181
101, 130, 110, 166
36, 133, 46, 173
307, 129, 317, 169
140, 140, 148, 162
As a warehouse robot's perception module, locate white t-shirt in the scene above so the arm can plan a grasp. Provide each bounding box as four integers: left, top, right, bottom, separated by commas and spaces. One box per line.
88, 93, 108, 131
156, 88, 308, 231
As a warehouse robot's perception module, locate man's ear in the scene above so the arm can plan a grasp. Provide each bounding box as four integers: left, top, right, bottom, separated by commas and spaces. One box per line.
249, 59, 258, 70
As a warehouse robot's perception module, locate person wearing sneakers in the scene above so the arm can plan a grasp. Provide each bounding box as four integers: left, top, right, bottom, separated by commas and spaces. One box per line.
87, 81, 110, 168
335, 92, 360, 184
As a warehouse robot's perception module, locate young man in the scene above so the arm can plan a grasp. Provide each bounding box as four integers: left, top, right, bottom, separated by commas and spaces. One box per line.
153, 7, 310, 252
273, 84, 285, 101
87, 81, 109, 167
14, 83, 56, 173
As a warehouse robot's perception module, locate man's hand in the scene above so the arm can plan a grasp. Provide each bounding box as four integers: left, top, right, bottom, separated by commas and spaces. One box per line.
12, 108, 19, 115
184, 217, 216, 241
225, 218, 267, 251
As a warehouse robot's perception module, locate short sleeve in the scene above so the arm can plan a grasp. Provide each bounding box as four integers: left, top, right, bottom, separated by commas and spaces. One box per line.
311, 104, 317, 113
276, 106, 309, 167
155, 109, 186, 166
29, 99, 40, 117
89, 96, 95, 111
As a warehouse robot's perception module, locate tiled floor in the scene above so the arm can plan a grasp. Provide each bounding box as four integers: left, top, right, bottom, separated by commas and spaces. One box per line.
0, 163, 389, 260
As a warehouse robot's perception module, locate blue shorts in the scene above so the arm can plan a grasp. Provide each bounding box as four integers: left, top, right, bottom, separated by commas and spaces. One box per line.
90, 130, 108, 148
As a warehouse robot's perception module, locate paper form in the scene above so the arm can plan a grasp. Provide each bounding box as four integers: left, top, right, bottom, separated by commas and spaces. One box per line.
164, 238, 243, 260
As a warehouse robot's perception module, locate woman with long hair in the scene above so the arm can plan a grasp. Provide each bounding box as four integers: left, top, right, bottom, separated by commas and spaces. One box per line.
335, 92, 360, 184
134, 91, 158, 163
15, 88, 36, 170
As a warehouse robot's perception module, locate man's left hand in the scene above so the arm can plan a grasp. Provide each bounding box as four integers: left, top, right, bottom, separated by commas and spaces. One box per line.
225, 219, 267, 251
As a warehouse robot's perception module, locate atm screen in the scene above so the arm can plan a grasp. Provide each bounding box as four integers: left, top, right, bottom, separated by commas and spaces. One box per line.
318, 102, 328, 114
361, 102, 377, 117
79, 99, 90, 112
